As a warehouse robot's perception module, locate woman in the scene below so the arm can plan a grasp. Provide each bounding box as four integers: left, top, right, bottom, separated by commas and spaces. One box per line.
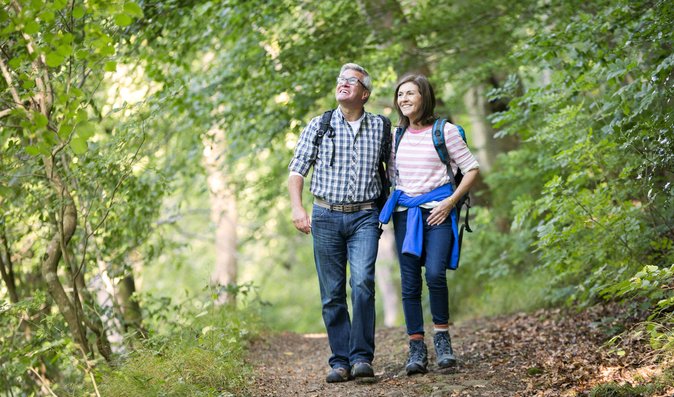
379, 74, 479, 375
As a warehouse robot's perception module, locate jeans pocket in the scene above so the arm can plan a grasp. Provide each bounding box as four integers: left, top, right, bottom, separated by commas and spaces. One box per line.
312, 205, 329, 220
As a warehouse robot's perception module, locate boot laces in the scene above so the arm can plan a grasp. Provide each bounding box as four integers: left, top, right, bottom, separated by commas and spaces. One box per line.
408, 341, 426, 363
434, 332, 452, 356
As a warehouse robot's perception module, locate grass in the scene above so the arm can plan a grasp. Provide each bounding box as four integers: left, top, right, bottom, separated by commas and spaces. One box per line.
93, 306, 260, 397
589, 366, 674, 397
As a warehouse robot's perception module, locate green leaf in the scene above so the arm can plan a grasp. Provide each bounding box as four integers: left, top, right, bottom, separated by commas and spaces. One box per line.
56, 44, 73, 58
104, 61, 117, 72
33, 113, 48, 129
77, 122, 96, 139
8, 58, 22, 69
38, 10, 55, 23
25, 146, 41, 156
75, 109, 88, 123
72, 5, 85, 19
124, 2, 143, 18
45, 52, 65, 68
53, 0, 67, 10
114, 13, 132, 27
57, 124, 72, 139
70, 137, 88, 154
75, 49, 89, 60
24, 20, 40, 35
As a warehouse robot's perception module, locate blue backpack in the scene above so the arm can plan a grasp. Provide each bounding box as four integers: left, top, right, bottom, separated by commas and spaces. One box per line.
394, 119, 473, 252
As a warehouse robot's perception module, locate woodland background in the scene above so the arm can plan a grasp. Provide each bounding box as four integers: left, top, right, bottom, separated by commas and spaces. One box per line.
0, 0, 672, 395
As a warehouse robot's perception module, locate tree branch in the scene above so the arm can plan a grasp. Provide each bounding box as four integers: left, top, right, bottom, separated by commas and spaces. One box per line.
0, 56, 22, 107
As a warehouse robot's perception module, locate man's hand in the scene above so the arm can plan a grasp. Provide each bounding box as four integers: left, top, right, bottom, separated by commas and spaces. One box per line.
288, 174, 311, 234
292, 206, 311, 234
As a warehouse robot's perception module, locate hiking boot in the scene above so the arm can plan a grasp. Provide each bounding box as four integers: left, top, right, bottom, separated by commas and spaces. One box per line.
433, 331, 457, 368
351, 362, 375, 378
405, 339, 428, 375
325, 367, 352, 383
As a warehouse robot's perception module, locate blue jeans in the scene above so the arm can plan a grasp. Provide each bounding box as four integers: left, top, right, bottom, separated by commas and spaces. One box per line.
393, 208, 453, 336
311, 204, 379, 369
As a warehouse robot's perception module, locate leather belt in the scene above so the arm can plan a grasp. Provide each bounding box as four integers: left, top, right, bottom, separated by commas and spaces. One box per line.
314, 198, 376, 213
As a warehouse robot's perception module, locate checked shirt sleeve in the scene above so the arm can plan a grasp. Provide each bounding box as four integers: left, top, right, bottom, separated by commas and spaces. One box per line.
288, 117, 320, 177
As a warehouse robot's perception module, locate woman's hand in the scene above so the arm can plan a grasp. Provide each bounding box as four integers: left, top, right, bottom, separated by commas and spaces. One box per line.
427, 197, 455, 226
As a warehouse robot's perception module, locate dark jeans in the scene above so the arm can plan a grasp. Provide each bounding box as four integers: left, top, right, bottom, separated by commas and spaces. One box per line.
393, 208, 453, 335
311, 205, 379, 369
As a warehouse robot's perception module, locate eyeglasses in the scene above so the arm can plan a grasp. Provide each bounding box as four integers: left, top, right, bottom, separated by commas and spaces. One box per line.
336, 76, 365, 88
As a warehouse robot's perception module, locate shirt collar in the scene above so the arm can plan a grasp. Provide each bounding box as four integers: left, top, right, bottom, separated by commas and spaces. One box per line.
336, 106, 367, 123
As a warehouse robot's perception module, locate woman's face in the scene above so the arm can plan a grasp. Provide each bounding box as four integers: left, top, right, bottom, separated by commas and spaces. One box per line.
397, 82, 423, 122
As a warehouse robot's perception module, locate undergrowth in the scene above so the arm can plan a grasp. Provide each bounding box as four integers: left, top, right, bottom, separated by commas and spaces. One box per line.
93, 301, 260, 397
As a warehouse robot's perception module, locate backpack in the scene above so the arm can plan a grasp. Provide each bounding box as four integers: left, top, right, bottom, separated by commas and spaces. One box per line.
314, 109, 391, 210
394, 118, 473, 255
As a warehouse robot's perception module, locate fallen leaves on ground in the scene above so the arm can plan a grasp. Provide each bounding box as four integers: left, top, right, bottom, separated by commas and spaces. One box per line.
245, 305, 673, 396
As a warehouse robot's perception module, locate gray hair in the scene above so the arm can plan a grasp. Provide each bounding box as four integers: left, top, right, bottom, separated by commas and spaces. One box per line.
340, 63, 373, 92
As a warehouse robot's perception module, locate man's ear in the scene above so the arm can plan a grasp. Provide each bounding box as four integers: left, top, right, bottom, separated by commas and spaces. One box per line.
362, 90, 370, 101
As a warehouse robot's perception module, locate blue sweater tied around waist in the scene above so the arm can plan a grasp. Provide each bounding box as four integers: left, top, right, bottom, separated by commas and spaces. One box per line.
378, 184, 460, 270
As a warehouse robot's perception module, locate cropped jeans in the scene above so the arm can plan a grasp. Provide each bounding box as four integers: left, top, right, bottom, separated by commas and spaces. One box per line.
311, 204, 379, 370
393, 208, 453, 336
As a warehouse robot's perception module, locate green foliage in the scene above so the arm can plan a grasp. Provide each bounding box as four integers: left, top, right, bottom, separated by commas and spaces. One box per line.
3, 0, 673, 393
96, 295, 260, 397
482, 0, 674, 350
0, 294, 95, 396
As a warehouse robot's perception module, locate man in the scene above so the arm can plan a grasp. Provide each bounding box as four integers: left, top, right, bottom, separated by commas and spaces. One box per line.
288, 63, 389, 383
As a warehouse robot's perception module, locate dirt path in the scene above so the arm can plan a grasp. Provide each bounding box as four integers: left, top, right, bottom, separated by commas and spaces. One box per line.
246, 307, 673, 396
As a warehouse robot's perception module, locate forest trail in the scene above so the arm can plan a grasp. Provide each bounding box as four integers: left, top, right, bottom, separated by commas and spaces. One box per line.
246, 306, 673, 396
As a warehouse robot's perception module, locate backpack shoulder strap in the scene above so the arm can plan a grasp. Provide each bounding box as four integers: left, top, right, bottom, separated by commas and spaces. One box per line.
431, 118, 450, 165
394, 125, 406, 154
313, 109, 334, 146
432, 118, 456, 189
456, 124, 467, 142
378, 115, 392, 163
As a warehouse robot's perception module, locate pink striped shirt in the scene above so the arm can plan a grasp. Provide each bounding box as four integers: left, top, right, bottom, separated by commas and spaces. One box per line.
390, 122, 479, 197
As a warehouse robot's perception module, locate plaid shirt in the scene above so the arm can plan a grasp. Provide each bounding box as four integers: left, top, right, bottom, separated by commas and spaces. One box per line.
289, 107, 387, 204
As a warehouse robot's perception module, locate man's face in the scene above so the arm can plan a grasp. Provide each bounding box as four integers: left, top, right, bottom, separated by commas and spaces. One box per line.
335, 69, 370, 106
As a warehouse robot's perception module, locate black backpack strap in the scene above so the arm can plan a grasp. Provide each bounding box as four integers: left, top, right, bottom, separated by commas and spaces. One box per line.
378, 115, 392, 164
314, 109, 335, 165
376, 116, 392, 213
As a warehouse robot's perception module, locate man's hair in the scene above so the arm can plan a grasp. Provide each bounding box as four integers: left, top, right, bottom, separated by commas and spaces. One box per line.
340, 63, 373, 92
393, 74, 436, 128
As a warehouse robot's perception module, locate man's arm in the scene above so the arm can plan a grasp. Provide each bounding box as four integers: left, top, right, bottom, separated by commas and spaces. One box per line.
289, 174, 311, 234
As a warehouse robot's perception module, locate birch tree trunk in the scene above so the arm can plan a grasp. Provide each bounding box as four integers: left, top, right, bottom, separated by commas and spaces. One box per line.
203, 127, 238, 304
463, 81, 518, 175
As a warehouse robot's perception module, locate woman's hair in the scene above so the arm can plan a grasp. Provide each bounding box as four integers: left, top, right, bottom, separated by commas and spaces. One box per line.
393, 74, 436, 128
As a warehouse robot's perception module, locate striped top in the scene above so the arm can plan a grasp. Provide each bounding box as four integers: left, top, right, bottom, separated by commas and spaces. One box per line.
391, 122, 479, 197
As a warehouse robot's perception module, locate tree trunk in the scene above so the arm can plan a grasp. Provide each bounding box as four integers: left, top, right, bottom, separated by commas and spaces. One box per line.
463, 76, 520, 229
376, 226, 400, 327
41, 156, 90, 356
463, 81, 518, 174
0, 221, 19, 303
203, 127, 238, 304
70, 261, 113, 361
117, 272, 145, 337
